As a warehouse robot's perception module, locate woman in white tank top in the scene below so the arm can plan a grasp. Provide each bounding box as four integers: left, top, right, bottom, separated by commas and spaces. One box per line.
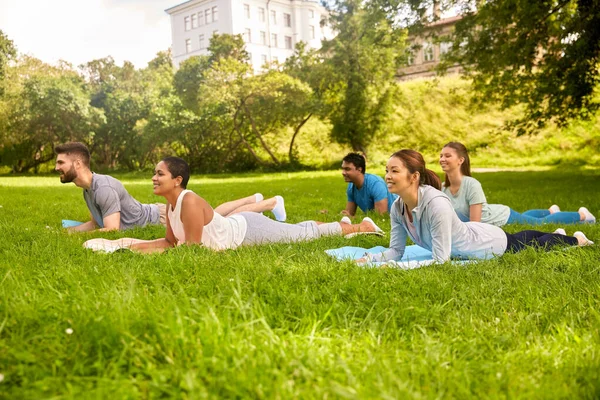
84, 157, 385, 253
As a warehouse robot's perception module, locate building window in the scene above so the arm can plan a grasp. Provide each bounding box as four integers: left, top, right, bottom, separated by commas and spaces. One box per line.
309, 25, 315, 39
198, 11, 204, 26
284, 13, 291, 27
258, 7, 265, 22
309, 9, 314, 19
260, 31, 266, 45
184, 16, 190, 31
270, 10, 276, 25
185, 39, 192, 53
205, 8, 211, 24
212, 6, 218, 22
244, 28, 252, 43
191, 13, 197, 29
271, 33, 278, 48
423, 43, 434, 62
406, 50, 414, 65
199, 34, 205, 49
261, 54, 267, 65
285, 36, 292, 49
244, 4, 250, 19
440, 41, 452, 55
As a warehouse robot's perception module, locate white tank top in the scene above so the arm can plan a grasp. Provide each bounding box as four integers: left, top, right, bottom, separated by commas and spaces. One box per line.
168, 190, 248, 251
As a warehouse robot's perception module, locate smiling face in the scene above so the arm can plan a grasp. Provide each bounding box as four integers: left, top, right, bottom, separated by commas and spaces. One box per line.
439, 146, 464, 174
152, 161, 182, 196
55, 153, 79, 183
341, 161, 362, 183
385, 156, 418, 195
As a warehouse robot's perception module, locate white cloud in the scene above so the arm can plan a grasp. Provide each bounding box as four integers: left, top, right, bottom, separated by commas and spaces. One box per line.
0, 0, 175, 68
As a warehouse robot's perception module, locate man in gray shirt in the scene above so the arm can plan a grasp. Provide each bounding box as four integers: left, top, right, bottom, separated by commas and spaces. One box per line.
55, 142, 164, 232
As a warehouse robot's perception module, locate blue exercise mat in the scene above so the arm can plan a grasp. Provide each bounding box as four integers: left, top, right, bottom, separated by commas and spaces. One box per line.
325, 245, 467, 270
62, 219, 84, 228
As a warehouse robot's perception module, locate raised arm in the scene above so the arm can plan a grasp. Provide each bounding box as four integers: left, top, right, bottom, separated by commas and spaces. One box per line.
373, 198, 389, 215
466, 179, 487, 222
180, 193, 210, 245
341, 201, 358, 217
99, 212, 121, 231
469, 204, 483, 222
428, 200, 454, 263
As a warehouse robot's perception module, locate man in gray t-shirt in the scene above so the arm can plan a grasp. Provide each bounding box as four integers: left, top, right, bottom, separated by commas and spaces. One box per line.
55, 142, 164, 232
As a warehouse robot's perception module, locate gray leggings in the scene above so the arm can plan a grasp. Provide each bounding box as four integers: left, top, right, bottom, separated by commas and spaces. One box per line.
240, 212, 342, 246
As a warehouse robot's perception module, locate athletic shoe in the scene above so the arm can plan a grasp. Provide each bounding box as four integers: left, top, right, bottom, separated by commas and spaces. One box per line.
579, 207, 596, 223
573, 231, 594, 246
340, 216, 352, 225
549, 204, 561, 214
83, 238, 123, 253
255, 193, 264, 203
272, 195, 286, 222
344, 217, 385, 238
553, 228, 566, 236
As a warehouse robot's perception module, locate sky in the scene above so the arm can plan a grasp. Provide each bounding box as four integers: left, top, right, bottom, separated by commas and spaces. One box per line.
0, 0, 179, 69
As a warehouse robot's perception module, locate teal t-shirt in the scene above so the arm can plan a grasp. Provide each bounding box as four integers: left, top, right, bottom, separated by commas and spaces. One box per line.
347, 173, 398, 213
442, 176, 510, 226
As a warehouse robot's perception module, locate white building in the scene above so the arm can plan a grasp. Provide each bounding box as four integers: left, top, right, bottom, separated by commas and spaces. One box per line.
165, 0, 332, 70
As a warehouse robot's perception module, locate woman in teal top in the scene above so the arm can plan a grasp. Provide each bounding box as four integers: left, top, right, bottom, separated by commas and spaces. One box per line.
439, 142, 596, 226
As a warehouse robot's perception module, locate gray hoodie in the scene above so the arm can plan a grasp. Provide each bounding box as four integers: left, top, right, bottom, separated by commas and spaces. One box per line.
370, 185, 508, 263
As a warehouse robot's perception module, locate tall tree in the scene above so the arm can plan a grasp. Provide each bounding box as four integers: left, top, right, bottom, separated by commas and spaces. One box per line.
421, 0, 600, 132
283, 43, 332, 162
0, 56, 102, 172
322, 0, 407, 153
0, 30, 17, 95
173, 55, 210, 112
80, 57, 148, 169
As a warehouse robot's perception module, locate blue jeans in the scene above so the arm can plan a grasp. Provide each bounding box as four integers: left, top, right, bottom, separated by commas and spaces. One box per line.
507, 209, 580, 225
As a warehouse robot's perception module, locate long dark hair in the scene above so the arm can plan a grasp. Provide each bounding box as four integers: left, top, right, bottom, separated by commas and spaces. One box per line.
391, 149, 441, 190
442, 142, 471, 188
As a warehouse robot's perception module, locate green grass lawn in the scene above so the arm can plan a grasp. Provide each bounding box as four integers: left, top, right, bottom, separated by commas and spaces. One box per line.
0, 169, 599, 398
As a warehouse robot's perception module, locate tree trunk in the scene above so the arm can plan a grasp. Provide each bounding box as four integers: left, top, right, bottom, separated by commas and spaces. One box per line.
288, 113, 312, 162
243, 104, 280, 165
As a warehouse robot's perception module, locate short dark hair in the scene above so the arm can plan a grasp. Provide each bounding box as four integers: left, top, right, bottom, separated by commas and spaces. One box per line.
55, 142, 90, 168
342, 152, 366, 174
162, 157, 190, 189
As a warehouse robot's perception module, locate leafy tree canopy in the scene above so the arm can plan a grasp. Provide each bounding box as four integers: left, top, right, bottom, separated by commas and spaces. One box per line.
0, 30, 17, 94
409, 0, 600, 132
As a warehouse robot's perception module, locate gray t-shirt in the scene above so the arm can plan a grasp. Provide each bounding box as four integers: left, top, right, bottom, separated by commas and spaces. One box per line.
442, 176, 510, 226
83, 173, 160, 230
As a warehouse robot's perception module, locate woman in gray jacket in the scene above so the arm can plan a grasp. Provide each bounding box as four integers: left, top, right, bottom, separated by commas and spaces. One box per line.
363, 150, 593, 264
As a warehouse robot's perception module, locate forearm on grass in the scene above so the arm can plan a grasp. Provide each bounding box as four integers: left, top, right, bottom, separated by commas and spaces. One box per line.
67, 220, 97, 232
128, 238, 175, 253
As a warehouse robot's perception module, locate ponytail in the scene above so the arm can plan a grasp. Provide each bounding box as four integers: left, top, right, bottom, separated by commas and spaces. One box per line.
423, 169, 441, 190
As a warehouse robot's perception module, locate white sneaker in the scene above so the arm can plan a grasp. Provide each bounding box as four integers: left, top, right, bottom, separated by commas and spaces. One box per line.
553, 228, 566, 236
254, 193, 264, 203
579, 207, 596, 223
83, 238, 123, 253
549, 204, 561, 214
344, 217, 385, 238
272, 195, 286, 222
340, 216, 352, 225
573, 231, 594, 246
